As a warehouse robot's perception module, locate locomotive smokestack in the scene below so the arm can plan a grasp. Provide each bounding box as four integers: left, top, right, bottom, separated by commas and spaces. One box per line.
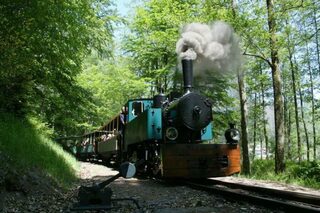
182, 59, 193, 93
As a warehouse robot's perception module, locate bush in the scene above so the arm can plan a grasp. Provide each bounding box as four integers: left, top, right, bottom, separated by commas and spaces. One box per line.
249, 159, 275, 178
244, 159, 320, 189
290, 161, 320, 183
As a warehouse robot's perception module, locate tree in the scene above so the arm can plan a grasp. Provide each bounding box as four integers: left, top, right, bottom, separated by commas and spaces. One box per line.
259, 63, 270, 159
124, 0, 203, 92
311, 0, 319, 159
266, 0, 285, 173
304, 38, 317, 161
231, 0, 250, 174
77, 54, 148, 131
0, 0, 115, 119
285, 21, 302, 162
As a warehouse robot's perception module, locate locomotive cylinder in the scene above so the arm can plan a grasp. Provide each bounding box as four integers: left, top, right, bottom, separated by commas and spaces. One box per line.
182, 59, 193, 93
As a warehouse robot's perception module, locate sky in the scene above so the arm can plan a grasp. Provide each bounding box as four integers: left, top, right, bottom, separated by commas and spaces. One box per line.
112, 0, 140, 46
111, 0, 144, 55
115, 0, 130, 16
111, 0, 131, 53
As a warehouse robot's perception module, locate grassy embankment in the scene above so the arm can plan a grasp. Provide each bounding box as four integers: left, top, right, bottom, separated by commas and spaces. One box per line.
242, 159, 320, 189
0, 113, 78, 187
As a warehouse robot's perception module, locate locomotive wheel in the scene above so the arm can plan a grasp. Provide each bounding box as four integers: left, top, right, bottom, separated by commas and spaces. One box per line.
147, 147, 161, 176
127, 146, 147, 174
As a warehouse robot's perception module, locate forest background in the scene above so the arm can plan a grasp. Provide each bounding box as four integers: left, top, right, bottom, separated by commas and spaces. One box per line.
0, 0, 319, 186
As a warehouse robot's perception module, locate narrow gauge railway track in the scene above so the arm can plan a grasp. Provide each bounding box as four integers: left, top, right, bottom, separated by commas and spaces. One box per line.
182, 179, 320, 212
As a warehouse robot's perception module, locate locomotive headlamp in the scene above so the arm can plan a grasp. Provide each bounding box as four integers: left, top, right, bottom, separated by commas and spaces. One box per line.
224, 123, 240, 144
230, 129, 240, 141
166, 127, 178, 141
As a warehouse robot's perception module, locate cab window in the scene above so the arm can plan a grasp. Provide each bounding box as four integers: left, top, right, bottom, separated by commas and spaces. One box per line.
132, 101, 144, 116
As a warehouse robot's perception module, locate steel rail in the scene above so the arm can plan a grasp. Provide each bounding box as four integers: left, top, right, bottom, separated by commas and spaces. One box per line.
183, 180, 320, 213
206, 178, 320, 206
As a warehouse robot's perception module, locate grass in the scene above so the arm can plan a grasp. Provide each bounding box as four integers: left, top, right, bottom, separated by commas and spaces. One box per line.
0, 113, 78, 187
240, 159, 320, 190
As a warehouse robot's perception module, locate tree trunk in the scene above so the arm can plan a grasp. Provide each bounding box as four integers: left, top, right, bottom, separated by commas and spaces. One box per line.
288, 108, 292, 160
312, 1, 319, 159
260, 131, 263, 160
286, 29, 302, 162
283, 92, 291, 160
305, 41, 317, 160
252, 92, 257, 161
298, 80, 310, 161
238, 69, 250, 174
260, 63, 269, 159
293, 52, 310, 161
232, 0, 250, 174
266, 0, 285, 173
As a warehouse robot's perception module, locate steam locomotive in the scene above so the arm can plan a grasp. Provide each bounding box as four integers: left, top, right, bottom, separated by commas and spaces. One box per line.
70, 59, 241, 178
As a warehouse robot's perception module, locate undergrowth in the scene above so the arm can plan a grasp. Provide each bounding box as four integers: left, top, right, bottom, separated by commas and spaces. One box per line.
0, 113, 78, 187
241, 159, 320, 189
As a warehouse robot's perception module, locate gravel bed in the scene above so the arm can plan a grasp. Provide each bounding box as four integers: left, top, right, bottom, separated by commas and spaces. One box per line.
0, 161, 290, 213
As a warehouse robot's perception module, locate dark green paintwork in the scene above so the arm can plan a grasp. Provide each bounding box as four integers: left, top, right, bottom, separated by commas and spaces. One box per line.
124, 108, 162, 149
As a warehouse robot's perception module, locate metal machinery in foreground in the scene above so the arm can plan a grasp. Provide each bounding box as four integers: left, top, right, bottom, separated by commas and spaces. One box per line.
74, 59, 241, 178
71, 162, 139, 211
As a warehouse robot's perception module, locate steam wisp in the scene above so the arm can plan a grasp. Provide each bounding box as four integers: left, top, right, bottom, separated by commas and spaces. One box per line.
176, 21, 241, 75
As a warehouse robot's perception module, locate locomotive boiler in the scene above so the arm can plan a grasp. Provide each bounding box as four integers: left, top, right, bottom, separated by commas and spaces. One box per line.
74, 59, 241, 178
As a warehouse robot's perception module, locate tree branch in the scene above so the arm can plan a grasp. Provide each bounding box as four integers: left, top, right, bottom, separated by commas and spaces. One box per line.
297, 27, 320, 46
243, 52, 272, 68
241, 33, 270, 61
278, 0, 310, 14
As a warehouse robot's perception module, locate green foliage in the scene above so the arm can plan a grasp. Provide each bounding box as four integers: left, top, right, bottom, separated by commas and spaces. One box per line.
0, 0, 116, 116
0, 0, 120, 137
77, 54, 148, 131
250, 159, 275, 177
244, 159, 320, 189
0, 113, 78, 186
27, 115, 55, 138
124, 0, 203, 91
289, 161, 320, 185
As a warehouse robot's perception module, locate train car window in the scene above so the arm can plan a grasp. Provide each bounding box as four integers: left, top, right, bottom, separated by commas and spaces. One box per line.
132, 101, 144, 116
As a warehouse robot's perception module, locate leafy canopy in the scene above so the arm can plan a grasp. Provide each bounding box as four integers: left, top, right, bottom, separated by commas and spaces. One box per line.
0, 0, 116, 116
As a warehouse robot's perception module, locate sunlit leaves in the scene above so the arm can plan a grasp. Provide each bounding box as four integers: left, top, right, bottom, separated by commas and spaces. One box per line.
0, 0, 116, 114
77, 54, 148, 130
